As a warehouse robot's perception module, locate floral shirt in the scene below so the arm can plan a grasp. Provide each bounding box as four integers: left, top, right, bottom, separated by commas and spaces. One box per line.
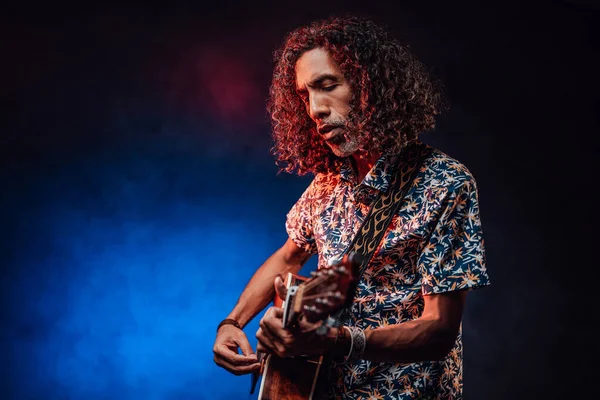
285, 142, 490, 399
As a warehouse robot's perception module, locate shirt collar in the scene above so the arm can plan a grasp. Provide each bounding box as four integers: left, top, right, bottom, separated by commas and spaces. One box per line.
339, 141, 426, 193
339, 153, 397, 193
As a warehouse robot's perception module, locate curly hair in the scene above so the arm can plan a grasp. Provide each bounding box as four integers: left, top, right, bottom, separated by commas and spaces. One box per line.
267, 16, 445, 175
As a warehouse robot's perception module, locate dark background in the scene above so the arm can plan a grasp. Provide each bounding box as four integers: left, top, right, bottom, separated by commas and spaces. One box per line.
1, 0, 598, 399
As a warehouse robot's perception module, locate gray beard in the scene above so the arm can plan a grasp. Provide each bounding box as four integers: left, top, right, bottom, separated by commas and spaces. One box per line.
328, 134, 359, 157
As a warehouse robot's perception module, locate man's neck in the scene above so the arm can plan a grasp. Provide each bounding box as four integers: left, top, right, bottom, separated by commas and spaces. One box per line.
351, 152, 380, 182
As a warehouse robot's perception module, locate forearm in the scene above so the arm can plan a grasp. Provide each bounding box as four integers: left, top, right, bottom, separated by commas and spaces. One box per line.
333, 291, 466, 363
227, 240, 310, 327
362, 317, 459, 363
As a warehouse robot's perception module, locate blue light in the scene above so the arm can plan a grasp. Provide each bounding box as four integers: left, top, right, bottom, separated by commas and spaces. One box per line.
4, 134, 316, 399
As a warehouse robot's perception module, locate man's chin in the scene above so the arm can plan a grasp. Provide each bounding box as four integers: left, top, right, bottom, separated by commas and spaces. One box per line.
327, 143, 358, 158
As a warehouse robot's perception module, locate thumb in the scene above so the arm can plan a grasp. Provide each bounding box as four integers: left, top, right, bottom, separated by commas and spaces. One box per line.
274, 275, 287, 301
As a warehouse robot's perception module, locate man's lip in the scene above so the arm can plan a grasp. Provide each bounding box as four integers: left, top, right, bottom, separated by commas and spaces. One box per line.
318, 124, 340, 135
319, 125, 342, 138
323, 128, 341, 141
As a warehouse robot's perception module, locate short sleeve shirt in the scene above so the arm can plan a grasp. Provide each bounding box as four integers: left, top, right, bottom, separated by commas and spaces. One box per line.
285, 142, 490, 399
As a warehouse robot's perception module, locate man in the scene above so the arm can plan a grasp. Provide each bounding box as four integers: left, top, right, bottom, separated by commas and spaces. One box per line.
213, 16, 489, 399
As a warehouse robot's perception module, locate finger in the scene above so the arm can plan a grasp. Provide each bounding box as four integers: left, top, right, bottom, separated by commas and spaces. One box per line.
296, 317, 323, 333
274, 275, 287, 300
260, 309, 284, 340
271, 307, 284, 319
262, 307, 284, 333
234, 336, 258, 360
214, 344, 258, 364
215, 326, 259, 362
256, 340, 284, 358
264, 306, 284, 323
260, 308, 290, 354
256, 327, 286, 356
256, 340, 269, 354
256, 326, 279, 352
214, 354, 261, 375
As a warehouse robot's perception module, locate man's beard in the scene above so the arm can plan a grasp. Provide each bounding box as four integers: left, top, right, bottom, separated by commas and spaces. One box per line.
326, 129, 359, 158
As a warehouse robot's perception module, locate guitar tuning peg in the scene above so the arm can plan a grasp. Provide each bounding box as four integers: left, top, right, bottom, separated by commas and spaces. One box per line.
310, 271, 318, 277
303, 305, 318, 313
336, 266, 347, 274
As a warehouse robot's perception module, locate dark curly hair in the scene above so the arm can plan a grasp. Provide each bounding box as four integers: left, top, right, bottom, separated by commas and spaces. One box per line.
267, 16, 445, 175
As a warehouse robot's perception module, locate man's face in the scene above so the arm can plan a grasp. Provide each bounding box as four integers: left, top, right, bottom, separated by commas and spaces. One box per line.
295, 48, 358, 157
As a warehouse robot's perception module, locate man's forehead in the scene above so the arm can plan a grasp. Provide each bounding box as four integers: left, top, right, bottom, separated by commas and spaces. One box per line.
295, 49, 342, 89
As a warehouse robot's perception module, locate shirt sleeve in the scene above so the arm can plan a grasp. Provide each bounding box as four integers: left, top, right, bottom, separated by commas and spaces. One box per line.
285, 177, 319, 254
418, 177, 490, 295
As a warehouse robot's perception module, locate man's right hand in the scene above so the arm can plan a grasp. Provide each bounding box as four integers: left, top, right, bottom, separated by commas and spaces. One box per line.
213, 324, 261, 375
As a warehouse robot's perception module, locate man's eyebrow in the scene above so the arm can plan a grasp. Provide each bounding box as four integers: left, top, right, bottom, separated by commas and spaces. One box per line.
296, 73, 340, 92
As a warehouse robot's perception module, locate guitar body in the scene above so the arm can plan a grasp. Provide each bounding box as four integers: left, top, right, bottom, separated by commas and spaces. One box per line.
258, 354, 324, 400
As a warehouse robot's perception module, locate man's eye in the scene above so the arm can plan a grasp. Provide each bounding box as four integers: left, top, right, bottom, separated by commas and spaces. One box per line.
323, 85, 337, 92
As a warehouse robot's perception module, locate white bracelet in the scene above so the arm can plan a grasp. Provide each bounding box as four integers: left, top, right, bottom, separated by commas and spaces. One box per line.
343, 326, 353, 360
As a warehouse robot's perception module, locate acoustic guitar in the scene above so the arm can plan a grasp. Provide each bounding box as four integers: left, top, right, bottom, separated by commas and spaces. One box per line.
252, 252, 362, 400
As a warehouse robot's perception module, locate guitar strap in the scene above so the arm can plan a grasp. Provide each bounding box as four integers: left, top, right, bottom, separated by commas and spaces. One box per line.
333, 141, 433, 320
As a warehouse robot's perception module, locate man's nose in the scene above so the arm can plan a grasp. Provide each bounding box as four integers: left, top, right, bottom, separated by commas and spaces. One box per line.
309, 94, 330, 120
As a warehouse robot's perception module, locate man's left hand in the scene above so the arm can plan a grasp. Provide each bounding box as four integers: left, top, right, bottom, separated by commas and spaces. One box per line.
256, 306, 334, 358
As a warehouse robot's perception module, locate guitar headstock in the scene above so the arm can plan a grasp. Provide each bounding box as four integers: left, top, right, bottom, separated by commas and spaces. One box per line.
285, 252, 363, 327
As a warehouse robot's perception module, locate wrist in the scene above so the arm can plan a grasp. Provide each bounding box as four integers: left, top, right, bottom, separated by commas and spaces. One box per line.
217, 318, 241, 332
329, 326, 352, 359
